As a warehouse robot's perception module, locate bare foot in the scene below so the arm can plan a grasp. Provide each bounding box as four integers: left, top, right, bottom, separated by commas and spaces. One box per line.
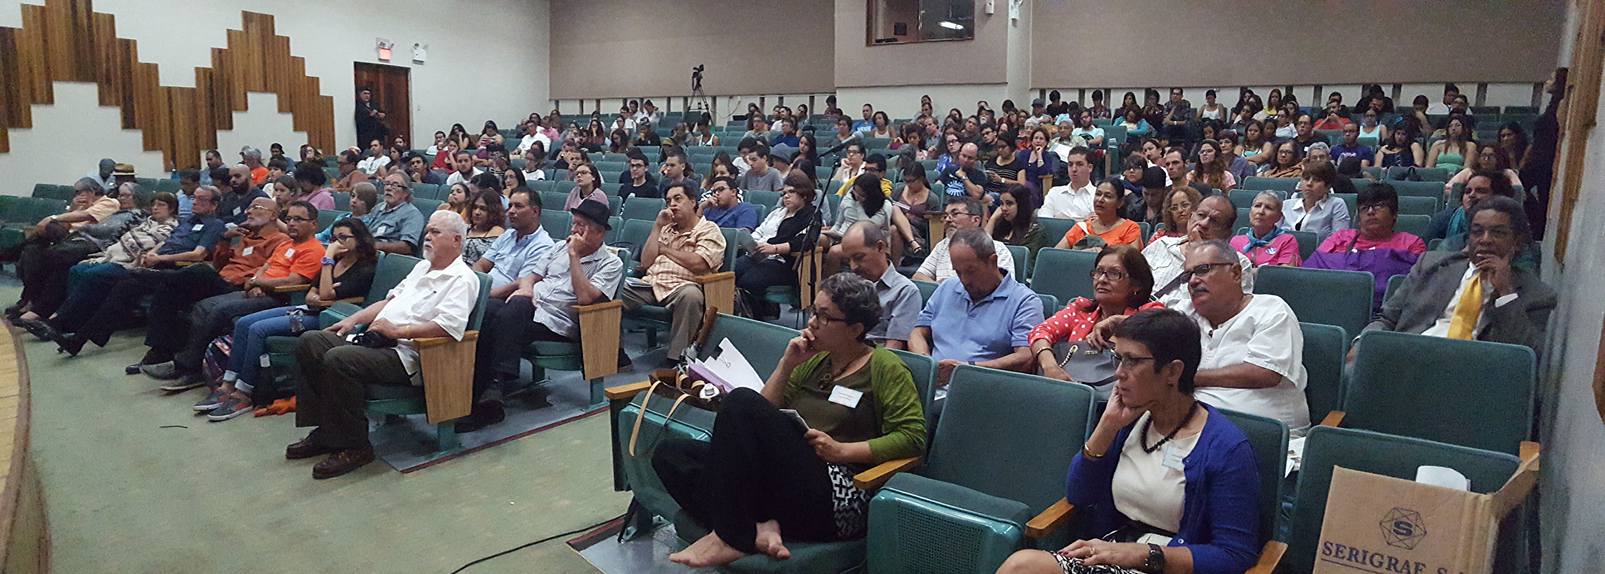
669, 532, 747, 567
754, 520, 790, 560
668, 532, 718, 565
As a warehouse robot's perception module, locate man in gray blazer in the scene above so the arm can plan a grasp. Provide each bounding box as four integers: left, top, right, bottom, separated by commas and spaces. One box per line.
1362, 196, 1554, 354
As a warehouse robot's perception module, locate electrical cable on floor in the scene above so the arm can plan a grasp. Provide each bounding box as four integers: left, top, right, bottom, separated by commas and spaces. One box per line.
450, 513, 626, 573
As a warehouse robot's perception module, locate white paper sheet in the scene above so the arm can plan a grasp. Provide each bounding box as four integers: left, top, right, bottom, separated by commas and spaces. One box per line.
693, 338, 766, 393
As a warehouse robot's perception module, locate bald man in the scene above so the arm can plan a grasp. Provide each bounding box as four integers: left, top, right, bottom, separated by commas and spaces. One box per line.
937, 142, 986, 200
217, 164, 269, 226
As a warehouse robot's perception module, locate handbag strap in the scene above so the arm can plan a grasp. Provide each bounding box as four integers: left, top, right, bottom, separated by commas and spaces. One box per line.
626, 380, 664, 457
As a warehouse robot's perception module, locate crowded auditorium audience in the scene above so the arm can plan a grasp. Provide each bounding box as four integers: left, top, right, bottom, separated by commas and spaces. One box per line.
1, 82, 1566, 573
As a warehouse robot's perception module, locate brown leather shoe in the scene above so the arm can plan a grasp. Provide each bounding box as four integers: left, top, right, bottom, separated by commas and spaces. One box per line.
312, 447, 375, 479
285, 438, 338, 460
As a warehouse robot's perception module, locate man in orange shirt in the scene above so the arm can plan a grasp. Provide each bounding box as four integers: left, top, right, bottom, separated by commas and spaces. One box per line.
143, 200, 324, 388
241, 146, 270, 187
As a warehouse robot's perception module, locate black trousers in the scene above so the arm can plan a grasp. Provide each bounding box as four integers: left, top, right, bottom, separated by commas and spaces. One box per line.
19, 240, 99, 317
734, 256, 796, 317
472, 296, 572, 402
171, 291, 284, 372
293, 330, 413, 450
652, 388, 840, 554
142, 265, 237, 354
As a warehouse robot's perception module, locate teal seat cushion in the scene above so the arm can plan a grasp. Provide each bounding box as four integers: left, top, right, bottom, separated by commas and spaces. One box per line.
633, 304, 672, 322
672, 511, 866, 573
880, 473, 1032, 526
265, 335, 298, 354
527, 340, 581, 357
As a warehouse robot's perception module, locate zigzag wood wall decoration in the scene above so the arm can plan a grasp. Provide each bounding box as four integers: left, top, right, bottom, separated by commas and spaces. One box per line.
0, 0, 335, 169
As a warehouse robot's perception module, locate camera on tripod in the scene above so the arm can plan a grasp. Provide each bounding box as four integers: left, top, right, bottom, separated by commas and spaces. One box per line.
691, 64, 705, 92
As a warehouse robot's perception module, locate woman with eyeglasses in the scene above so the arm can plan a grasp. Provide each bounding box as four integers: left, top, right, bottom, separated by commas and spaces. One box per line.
191, 218, 379, 421
654, 272, 925, 569
1260, 140, 1304, 178
1158, 186, 1201, 239
1230, 191, 1302, 267
736, 172, 820, 320
1029, 245, 1162, 392
1307, 183, 1426, 312
1443, 142, 1524, 202
1000, 309, 1261, 574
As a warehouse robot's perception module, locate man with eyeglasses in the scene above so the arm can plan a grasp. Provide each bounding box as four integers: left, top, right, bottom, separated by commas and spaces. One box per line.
841, 221, 920, 350
700, 176, 759, 233
367, 171, 427, 255
910, 228, 1043, 387
1363, 196, 1553, 354
618, 150, 659, 201
141, 200, 326, 390
833, 152, 893, 199
1094, 239, 1310, 433
913, 197, 1014, 283
1142, 195, 1254, 307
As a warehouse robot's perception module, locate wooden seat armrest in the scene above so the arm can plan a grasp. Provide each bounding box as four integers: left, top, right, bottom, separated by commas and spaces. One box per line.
333, 296, 364, 305
270, 283, 312, 294
1520, 441, 1540, 467
416, 331, 479, 423
415, 331, 480, 348
1025, 498, 1076, 539
1245, 540, 1287, 574
852, 456, 920, 490
605, 381, 654, 402
692, 271, 736, 316
1320, 411, 1345, 428
577, 300, 626, 380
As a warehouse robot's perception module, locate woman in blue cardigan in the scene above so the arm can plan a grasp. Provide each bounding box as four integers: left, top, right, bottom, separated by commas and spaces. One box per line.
999, 309, 1260, 574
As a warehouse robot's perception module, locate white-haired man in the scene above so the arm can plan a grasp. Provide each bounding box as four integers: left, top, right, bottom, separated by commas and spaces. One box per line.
285, 210, 481, 479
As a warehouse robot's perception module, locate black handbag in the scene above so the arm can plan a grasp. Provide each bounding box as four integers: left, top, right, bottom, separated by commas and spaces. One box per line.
1051, 340, 1117, 388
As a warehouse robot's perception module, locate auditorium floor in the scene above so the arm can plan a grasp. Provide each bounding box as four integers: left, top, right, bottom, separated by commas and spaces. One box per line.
3, 282, 627, 573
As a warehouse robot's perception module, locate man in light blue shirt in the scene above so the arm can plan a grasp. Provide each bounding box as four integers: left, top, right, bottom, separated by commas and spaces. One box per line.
366, 172, 428, 255
475, 187, 556, 300
852, 103, 875, 134
909, 228, 1043, 386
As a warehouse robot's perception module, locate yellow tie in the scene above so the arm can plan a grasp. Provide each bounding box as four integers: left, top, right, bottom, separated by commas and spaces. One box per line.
1447, 274, 1485, 340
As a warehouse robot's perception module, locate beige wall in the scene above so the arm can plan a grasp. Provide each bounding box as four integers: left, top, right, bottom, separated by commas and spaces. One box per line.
548, 0, 834, 99
1032, 0, 1564, 88
835, 0, 1011, 88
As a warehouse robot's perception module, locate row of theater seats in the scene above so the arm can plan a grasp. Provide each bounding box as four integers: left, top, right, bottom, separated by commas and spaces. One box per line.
603, 310, 1538, 573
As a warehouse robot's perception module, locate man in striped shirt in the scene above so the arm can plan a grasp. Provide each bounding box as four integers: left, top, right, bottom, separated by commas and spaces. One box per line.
619, 182, 727, 366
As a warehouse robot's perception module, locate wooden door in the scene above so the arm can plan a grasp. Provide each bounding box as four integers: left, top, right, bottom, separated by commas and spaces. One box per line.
353, 62, 411, 149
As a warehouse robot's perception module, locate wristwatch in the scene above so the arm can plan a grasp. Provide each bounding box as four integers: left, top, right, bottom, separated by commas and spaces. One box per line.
321, 256, 337, 266
1143, 543, 1165, 573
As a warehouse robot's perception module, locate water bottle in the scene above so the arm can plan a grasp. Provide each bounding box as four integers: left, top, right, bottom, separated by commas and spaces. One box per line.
288, 308, 305, 334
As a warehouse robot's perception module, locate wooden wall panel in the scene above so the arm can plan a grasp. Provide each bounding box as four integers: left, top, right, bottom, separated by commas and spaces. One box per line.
0, 1, 336, 169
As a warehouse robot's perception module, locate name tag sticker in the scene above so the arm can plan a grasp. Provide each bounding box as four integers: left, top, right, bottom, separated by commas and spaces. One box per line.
192, 224, 205, 231
234, 207, 242, 215
284, 248, 294, 258
828, 386, 863, 409
1162, 444, 1186, 471
242, 246, 254, 256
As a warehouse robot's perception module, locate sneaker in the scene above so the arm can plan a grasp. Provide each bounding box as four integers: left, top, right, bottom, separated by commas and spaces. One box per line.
142, 361, 179, 380
206, 395, 252, 422
193, 388, 228, 412
158, 373, 207, 393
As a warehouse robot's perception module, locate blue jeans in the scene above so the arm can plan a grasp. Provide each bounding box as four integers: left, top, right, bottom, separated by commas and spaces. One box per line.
229, 306, 323, 395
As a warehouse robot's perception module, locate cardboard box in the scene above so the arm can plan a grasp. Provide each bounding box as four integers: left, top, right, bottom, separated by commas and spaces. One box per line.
1312, 456, 1537, 574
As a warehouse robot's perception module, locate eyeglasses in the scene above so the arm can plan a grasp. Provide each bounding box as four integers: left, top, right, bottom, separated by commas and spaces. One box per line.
1112, 354, 1157, 370
1358, 203, 1391, 213
1089, 268, 1128, 281
333, 234, 355, 242
1182, 261, 1237, 280
805, 307, 848, 325
942, 211, 975, 220
284, 215, 315, 223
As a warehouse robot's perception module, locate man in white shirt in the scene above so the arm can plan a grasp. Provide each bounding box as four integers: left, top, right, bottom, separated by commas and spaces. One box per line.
356, 139, 390, 176
913, 197, 1015, 283
286, 210, 483, 479
1038, 146, 1096, 220
637, 99, 661, 125
1095, 239, 1310, 433
515, 122, 551, 157
1426, 84, 1458, 115
1049, 115, 1086, 161
444, 150, 483, 188
610, 107, 636, 134
1144, 195, 1253, 307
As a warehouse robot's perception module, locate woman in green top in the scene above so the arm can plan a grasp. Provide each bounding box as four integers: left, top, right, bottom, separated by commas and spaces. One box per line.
656, 272, 927, 568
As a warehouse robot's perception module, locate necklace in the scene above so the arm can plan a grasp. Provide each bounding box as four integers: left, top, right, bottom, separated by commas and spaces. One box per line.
1140, 402, 1200, 454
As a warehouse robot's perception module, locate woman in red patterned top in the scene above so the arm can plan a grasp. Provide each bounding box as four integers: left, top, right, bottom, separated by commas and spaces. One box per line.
1029, 244, 1164, 382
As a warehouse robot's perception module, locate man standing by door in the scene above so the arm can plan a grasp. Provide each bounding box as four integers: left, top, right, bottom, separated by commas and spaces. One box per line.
355, 87, 387, 150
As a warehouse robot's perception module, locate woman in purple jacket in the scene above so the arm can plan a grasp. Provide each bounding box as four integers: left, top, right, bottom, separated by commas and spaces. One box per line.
999, 309, 1261, 574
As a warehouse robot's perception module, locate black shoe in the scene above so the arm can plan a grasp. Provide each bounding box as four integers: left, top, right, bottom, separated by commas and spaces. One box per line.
139, 349, 173, 366
3, 303, 24, 321
285, 438, 339, 460
454, 401, 506, 433
54, 333, 88, 357
17, 319, 55, 342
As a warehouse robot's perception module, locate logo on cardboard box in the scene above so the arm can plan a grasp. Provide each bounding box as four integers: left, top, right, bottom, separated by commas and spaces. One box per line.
1379, 507, 1427, 550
